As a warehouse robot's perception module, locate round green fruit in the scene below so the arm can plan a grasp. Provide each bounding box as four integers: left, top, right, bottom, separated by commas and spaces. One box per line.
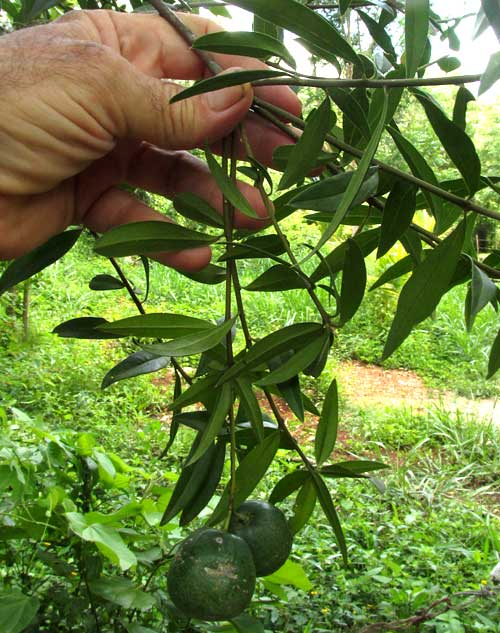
229, 500, 293, 577
167, 528, 256, 622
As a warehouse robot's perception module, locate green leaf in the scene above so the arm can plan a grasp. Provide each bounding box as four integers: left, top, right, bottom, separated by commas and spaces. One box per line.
245, 264, 310, 292
279, 98, 332, 190
377, 181, 417, 257
53, 317, 119, 340
180, 441, 226, 526
231, 613, 266, 633
186, 383, 233, 466
0, 591, 39, 633
321, 460, 389, 477
94, 221, 218, 258
339, 239, 367, 325
479, 50, 500, 95
465, 262, 498, 331
289, 167, 379, 213
358, 10, 396, 59
205, 147, 258, 219
178, 263, 227, 285
329, 87, 371, 145
173, 192, 223, 228
370, 254, 414, 290
413, 90, 481, 196
229, 0, 359, 65
88, 274, 125, 291
266, 559, 313, 591
219, 322, 324, 384
170, 69, 285, 104
253, 13, 283, 41
488, 327, 500, 378
144, 316, 237, 357
388, 126, 443, 227
269, 469, 309, 504
288, 477, 317, 535
453, 86, 475, 132
481, 0, 500, 42
436, 56, 461, 73
235, 377, 265, 442
161, 438, 222, 525
220, 235, 286, 261
257, 334, 327, 386
311, 473, 347, 563
383, 220, 466, 359
89, 577, 155, 610
405, 0, 430, 77
209, 432, 280, 525
315, 379, 339, 467
0, 228, 81, 295
102, 351, 169, 389
125, 625, 158, 633
312, 94, 388, 256
274, 377, 305, 422
193, 31, 295, 69
311, 228, 380, 283
26, 0, 60, 20
339, 0, 352, 14
169, 373, 220, 411
98, 313, 212, 338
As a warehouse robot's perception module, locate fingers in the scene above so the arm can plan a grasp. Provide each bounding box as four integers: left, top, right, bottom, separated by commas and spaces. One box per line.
58, 10, 302, 117
76, 142, 270, 231
82, 187, 212, 272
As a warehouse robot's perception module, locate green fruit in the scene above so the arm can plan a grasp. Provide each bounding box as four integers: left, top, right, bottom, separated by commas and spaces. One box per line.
167, 528, 256, 621
229, 500, 293, 577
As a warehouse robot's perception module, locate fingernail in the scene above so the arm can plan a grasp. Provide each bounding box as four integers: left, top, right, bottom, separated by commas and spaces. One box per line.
206, 68, 250, 112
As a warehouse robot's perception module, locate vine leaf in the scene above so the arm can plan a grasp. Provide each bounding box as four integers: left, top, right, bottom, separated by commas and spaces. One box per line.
383, 220, 466, 359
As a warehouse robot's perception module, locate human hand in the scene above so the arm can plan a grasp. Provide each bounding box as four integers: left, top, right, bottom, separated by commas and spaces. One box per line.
0, 9, 301, 270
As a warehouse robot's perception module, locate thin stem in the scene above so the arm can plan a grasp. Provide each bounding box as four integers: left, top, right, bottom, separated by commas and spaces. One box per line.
253, 74, 481, 90
253, 98, 500, 223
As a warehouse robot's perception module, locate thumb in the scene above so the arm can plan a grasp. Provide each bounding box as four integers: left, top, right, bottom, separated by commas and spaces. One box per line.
118, 67, 253, 149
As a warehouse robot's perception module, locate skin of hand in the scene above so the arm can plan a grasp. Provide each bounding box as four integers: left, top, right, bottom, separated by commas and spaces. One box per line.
0, 9, 302, 270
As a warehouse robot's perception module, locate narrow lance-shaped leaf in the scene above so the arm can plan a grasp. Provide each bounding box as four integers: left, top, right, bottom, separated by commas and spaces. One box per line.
479, 51, 500, 96
383, 220, 466, 359
339, 239, 367, 325
218, 322, 324, 385
193, 31, 295, 69
53, 317, 119, 340
170, 69, 285, 104
244, 264, 310, 292
94, 221, 218, 258
488, 327, 500, 378
405, 0, 430, 77
452, 86, 475, 132
370, 254, 415, 291
209, 432, 281, 526
388, 126, 443, 228
186, 383, 233, 466
311, 472, 347, 563
235, 377, 265, 442
229, 0, 359, 65
180, 440, 226, 525
481, 0, 500, 42
465, 261, 498, 331
102, 351, 169, 389
279, 97, 332, 190
257, 333, 328, 386
413, 90, 481, 195
205, 147, 258, 219
288, 477, 317, 535
309, 91, 388, 257
144, 316, 237, 357
315, 379, 339, 466
377, 181, 417, 258
89, 274, 125, 291
269, 470, 309, 504
173, 192, 223, 228
98, 313, 213, 338
0, 228, 81, 296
